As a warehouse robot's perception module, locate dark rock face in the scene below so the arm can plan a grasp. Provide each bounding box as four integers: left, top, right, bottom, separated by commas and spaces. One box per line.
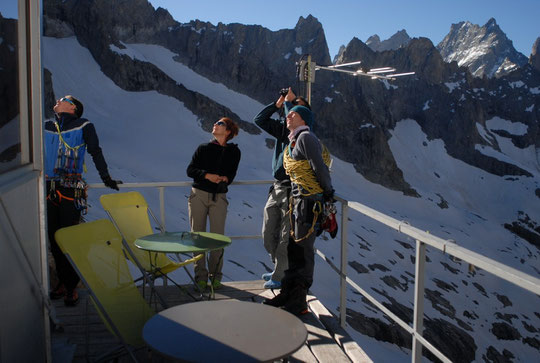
437, 18, 528, 78
424, 318, 477, 362
531, 37, 540, 72
348, 296, 477, 362
43, 69, 56, 119
348, 260, 369, 274
504, 212, 540, 250
491, 322, 522, 340
484, 346, 515, 363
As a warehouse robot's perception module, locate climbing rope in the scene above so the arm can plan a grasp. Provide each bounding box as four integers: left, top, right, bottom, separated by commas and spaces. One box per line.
283, 142, 331, 197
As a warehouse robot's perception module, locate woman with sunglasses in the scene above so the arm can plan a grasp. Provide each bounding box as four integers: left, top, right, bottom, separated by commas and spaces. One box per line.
186, 117, 241, 292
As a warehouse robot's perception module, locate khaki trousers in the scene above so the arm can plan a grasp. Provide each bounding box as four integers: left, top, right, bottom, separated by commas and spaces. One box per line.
262, 181, 290, 281
188, 188, 228, 282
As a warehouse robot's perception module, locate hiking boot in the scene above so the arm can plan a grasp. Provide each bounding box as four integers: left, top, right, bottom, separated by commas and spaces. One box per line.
263, 279, 281, 289
64, 289, 79, 307
282, 285, 307, 316
283, 303, 309, 316
210, 279, 222, 290
50, 283, 66, 300
262, 272, 273, 281
196, 280, 207, 291
262, 291, 289, 307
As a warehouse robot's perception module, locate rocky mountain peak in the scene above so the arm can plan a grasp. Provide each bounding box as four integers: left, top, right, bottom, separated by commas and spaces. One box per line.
366, 34, 380, 47
366, 29, 411, 52
485, 17, 498, 30
530, 37, 540, 72
295, 14, 319, 28
437, 18, 527, 78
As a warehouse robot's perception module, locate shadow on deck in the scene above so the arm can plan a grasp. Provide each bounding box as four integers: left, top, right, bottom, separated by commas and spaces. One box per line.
51, 280, 371, 362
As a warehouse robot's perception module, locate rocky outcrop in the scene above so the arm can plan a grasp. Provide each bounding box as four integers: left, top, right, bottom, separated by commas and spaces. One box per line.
530, 37, 540, 72
347, 296, 477, 362
43, 69, 56, 119
437, 18, 528, 78
366, 30, 411, 52
504, 211, 540, 250
162, 14, 332, 104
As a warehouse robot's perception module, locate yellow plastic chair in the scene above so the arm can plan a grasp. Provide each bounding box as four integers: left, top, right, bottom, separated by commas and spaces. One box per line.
55, 219, 155, 362
99, 192, 201, 295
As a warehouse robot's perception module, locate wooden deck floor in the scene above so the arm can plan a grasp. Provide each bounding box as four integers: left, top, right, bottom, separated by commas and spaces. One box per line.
50, 280, 371, 362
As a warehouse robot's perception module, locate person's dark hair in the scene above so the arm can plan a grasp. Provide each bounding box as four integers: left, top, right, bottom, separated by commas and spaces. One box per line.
293, 96, 311, 110
65, 95, 84, 118
220, 117, 239, 142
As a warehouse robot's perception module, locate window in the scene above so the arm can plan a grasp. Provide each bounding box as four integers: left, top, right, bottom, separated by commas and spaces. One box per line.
0, 2, 21, 173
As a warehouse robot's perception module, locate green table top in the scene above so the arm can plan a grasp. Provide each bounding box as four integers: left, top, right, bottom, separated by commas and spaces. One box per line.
135, 231, 231, 253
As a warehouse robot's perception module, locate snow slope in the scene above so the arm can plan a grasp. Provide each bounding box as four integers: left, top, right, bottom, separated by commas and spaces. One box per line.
43, 36, 540, 362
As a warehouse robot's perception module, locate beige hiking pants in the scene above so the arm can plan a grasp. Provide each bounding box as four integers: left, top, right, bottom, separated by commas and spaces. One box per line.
188, 187, 228, 282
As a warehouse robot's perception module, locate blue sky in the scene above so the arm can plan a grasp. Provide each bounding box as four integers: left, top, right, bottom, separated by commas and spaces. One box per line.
1, 1, 538, 57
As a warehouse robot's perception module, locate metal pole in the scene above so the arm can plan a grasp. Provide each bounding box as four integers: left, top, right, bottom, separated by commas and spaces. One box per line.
339, 201, 349, 328
159, 187, 165, 231
306, 54, 312, 104
412, 239, 426, 362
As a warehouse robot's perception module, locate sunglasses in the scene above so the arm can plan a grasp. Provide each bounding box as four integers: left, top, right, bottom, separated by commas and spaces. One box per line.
214, 121, 226, 127
60, 97, 75, 106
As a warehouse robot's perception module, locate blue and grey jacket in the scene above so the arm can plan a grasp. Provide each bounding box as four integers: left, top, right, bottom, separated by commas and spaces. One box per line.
44, 113, 110, 188
253, 101, 295, 182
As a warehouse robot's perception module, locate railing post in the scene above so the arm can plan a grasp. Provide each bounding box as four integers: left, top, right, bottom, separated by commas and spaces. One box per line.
339, 201, 349, 328
412, 239, 426, 362
159, 187, 165, 230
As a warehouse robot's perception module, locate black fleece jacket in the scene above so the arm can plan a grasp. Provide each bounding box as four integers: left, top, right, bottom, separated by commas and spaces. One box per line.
186, 140, 241, 194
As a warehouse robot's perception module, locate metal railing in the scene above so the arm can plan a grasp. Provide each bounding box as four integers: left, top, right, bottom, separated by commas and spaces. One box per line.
89, 180, 540, 363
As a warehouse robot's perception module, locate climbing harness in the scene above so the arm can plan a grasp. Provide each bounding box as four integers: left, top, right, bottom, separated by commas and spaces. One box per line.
47, 180, 89, 214
48, 122, 89, 214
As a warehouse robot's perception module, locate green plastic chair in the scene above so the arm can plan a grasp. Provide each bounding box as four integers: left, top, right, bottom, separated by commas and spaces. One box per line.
100, 192, 202, 288
55, 219, 155, 362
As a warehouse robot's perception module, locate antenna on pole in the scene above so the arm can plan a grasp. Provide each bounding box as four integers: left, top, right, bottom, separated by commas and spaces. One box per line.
296, 55, 415, 101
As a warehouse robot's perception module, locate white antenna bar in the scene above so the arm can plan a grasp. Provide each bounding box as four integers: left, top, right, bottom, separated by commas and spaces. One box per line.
313, 59, 414, 82
368, 68, 396, 74
368, 67, 395, 72
316, 65, 358, 75
328, 60, 362, 69
388, 72, 416, 77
